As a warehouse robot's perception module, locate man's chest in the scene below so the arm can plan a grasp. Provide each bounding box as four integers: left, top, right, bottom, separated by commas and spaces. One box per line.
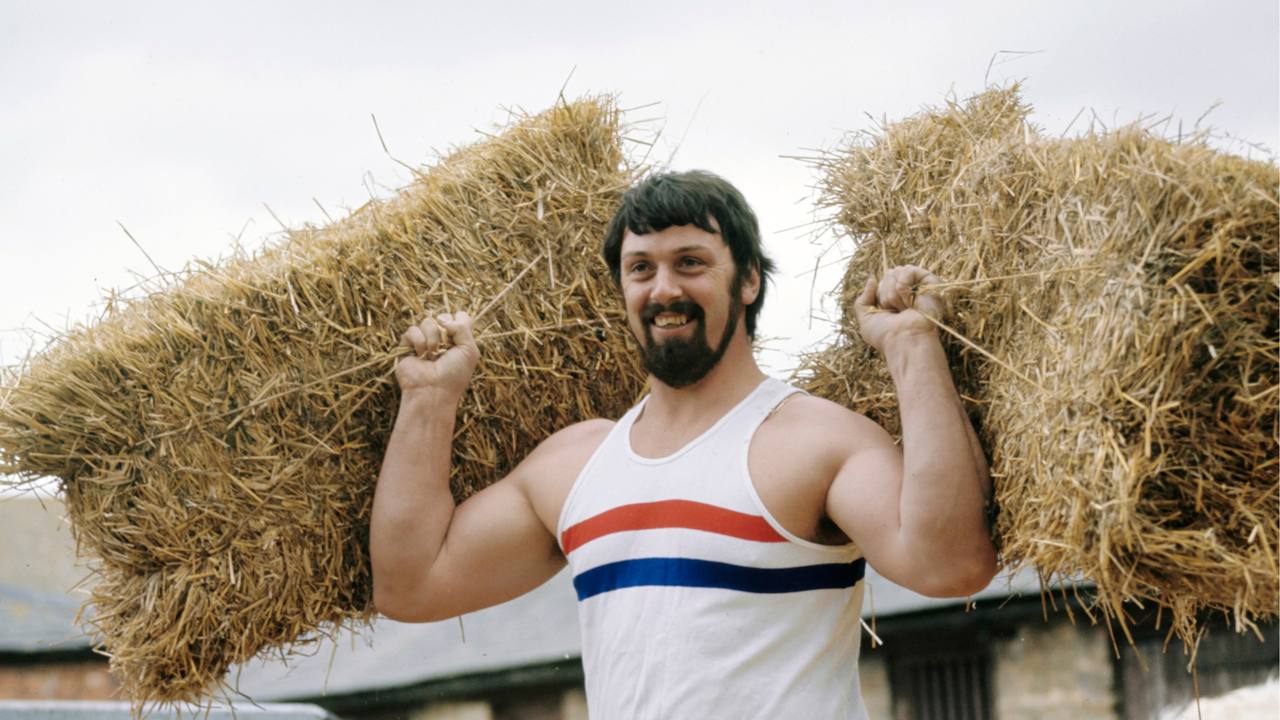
747, 413, 852, 545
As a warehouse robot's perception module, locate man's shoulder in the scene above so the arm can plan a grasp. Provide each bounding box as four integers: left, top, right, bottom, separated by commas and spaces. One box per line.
770, 393, 868, 428
518, 418, 616, 480
543, 417, 616, 450
762, 392, 895, 449
513, 418, 617, 526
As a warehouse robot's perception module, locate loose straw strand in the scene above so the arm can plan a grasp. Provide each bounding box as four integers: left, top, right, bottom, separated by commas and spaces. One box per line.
917, 264, 1103, 292
916, 311, 1049, 394
477, 317, 609, 340
470, 252, 545, 324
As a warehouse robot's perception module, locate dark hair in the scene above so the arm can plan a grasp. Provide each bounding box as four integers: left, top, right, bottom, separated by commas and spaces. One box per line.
602, 170, 775, 338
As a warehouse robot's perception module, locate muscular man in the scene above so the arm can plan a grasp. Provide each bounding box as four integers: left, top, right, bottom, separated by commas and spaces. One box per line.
371, 170, 996, 719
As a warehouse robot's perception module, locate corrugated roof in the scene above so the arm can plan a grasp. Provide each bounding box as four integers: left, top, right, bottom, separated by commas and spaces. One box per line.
230, 568, 583, 701
861, 564, 1049, 619
0, 582, 93, 652
232, 564, 1052, 702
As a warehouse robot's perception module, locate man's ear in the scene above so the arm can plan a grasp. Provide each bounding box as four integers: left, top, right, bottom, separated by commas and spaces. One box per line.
741, 265, 762, 306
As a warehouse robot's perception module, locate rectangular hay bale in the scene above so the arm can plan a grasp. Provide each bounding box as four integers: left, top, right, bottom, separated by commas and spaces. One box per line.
0, 95, 646, 709
797, 86, 1279, 647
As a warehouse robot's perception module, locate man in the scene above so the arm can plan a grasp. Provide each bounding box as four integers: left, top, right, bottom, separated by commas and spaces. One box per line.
371, 170, 996, 719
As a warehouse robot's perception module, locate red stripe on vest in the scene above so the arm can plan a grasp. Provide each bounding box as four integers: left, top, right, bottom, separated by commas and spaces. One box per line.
561, 500, 786, 554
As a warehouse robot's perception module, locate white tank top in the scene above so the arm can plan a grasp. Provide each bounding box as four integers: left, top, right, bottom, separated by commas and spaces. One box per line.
558, 378, 870, 720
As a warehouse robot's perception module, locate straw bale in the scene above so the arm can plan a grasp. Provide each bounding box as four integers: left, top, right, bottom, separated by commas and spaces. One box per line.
0, 94, 646, 709
797, 86, 1278, 646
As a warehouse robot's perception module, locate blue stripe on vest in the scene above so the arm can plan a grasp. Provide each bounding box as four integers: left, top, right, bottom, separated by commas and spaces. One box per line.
573, 557, 866, 601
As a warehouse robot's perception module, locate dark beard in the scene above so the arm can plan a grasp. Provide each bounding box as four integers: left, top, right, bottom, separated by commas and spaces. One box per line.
639, 296, 742, 389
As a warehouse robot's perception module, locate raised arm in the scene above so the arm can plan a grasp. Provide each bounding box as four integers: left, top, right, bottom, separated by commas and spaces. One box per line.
827, 265, 996, 598
370, 312, 585, 623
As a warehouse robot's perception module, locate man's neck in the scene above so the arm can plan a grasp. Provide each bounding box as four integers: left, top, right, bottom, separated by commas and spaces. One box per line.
635, 332, 768, 443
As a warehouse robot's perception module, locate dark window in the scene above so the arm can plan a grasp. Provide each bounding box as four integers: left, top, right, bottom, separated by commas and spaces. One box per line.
890, 651, 995, 720
877, 623, 996, 720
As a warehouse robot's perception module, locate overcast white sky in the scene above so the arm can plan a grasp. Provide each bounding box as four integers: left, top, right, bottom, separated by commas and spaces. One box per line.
2, 0, 1277, 376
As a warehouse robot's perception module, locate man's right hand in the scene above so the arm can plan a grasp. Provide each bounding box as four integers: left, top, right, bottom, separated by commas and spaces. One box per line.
396, 311, 480, 402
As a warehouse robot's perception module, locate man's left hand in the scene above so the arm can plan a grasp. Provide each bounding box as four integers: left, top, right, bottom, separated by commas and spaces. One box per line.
853, 265, 944, 355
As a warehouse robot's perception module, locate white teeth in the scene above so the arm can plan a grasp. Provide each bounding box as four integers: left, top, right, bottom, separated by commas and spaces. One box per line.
655, 315, 689, 328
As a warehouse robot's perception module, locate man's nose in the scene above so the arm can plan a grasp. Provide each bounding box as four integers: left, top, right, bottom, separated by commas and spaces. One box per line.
651, 265, 682, 305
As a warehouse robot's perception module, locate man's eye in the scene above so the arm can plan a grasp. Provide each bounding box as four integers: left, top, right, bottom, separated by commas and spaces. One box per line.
679, 257, 703, 268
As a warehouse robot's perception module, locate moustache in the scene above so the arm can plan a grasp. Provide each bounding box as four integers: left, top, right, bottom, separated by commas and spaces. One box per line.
640, 300, 705, 325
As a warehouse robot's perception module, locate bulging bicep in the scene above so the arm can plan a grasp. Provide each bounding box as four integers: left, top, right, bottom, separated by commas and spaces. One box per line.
380, 477, 563, 623
391, 421, 611, 622
825, 433, 907, 572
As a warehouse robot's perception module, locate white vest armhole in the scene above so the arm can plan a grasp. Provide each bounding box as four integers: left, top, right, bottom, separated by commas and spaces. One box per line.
741, 385, 864, 558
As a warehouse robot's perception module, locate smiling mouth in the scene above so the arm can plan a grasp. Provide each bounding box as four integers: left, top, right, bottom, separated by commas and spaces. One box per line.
641, 301, 703, 334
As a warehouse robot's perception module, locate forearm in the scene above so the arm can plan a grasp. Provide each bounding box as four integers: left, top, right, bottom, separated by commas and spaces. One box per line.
370, 390, 460, 613
884, 333, 995, 593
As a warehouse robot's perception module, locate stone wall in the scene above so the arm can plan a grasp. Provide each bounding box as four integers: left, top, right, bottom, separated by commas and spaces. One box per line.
406, 687, 588, 720
410, 703, 493, 720
559, 689, 588, 720
860, 652, 892, 720
0, 662, 120, 700
993, 617, 1117, 720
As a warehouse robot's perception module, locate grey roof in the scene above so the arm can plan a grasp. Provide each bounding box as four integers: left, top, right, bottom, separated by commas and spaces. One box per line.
233, 563, 1057, 702
0, 495, 88, 595
0, 495, 95, 652
231, 568, 583, 701
0, 701, 337, 720
860, 563, 1051, 619
0, 582, 93, 652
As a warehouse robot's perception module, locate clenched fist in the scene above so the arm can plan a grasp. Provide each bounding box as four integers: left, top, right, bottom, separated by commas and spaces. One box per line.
395, 312, 480, 403
853, 265, 945, 357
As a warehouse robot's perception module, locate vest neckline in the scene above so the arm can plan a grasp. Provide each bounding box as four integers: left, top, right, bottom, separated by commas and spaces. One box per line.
623, 377, 777, 465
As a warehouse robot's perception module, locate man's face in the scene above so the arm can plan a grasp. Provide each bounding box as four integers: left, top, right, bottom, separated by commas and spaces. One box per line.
618, 222, 756, 389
